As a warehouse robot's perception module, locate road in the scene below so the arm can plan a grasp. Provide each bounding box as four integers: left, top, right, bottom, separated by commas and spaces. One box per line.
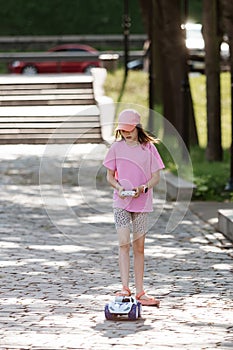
0, 144, 232, 350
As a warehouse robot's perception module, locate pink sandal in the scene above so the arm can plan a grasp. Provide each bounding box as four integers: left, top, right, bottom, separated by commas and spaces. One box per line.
136, 291, 160, 307
116, 286, 131, 296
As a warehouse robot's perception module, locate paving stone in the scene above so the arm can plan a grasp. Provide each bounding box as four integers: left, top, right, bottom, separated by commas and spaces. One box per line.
0, 145, 232, 349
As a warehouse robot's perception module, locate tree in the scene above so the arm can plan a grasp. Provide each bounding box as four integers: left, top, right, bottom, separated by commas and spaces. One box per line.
139, 0, 198, 147
138, 0, 163, 107
220, 0, 233, 189
202, 0, 223, 161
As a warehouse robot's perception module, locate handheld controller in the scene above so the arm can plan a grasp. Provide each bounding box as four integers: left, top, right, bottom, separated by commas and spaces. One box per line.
121, 190, 136, 197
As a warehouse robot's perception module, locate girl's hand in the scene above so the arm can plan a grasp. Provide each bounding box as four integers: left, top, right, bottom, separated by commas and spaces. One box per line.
132, 186, 144, 198
118, 186, 126, 199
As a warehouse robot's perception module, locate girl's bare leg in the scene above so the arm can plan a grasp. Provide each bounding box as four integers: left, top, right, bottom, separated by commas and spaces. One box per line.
132, 233, 145, 295
117, 227, 131, 291
133, 232, 160, 304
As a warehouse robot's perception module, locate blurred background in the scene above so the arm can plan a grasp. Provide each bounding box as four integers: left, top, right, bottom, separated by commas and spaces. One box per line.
0, 0, 232, 206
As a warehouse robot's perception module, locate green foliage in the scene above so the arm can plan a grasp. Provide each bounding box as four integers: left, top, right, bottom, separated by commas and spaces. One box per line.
0, 0, 203, 36
155, 141, 178, 175
0, 0, 144, 35
188, 0, 202, 23
191, 146, 232, 201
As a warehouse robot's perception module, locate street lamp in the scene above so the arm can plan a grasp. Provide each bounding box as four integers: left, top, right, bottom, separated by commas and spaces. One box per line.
148, 0, 154, 132
122, 0, 131, 78
182, 0, 190, 152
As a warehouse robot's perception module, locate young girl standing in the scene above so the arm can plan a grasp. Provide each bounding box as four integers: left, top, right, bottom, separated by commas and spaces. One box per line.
103, 109, 165, 306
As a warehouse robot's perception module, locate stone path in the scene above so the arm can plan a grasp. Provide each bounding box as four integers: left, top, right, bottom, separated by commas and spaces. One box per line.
0, 145, 232, 350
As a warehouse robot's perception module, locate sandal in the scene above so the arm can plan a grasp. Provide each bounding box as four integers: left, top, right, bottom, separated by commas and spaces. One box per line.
116, 286, 131, 296
136, 291, 160, 307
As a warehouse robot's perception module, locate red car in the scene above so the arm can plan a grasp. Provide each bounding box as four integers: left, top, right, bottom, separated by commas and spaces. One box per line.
8, 44, 100, 74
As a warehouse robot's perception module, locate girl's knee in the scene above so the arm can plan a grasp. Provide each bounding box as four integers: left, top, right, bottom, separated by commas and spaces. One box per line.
133, 235, 145, 254
119, 242, 130, 252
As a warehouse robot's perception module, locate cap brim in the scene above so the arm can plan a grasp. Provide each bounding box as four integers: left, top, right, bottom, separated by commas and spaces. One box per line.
116, 123, 136, 131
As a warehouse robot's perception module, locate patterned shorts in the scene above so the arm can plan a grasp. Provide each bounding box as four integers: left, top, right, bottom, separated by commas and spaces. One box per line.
113, 208, 148, 234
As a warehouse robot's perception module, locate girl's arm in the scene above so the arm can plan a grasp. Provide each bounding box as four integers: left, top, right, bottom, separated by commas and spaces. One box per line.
134, 170, 160, 197
106, 168, 125, 196
147, 170, 160, 189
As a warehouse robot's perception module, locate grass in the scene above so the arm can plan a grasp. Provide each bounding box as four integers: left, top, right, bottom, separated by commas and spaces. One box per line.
104, 68, 149, 125
189, 72, 231, 149
104, 67, 233, 201
190, 146, 232, 201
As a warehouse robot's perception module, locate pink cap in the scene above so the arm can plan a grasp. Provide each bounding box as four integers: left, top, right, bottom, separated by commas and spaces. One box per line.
116, 109, 141, 131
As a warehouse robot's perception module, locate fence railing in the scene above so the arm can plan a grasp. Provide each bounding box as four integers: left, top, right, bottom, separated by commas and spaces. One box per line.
0, 50, 143, 63
0, 34, 147, 50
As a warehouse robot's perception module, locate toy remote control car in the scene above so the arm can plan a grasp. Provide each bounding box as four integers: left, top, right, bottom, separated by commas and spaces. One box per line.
104, 295, 142, 320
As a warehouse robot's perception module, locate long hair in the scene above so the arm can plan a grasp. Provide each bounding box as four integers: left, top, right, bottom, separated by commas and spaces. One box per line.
115, 124, 159, 144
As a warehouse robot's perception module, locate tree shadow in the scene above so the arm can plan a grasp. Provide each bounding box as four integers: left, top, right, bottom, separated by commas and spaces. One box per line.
0, 151, 232, 348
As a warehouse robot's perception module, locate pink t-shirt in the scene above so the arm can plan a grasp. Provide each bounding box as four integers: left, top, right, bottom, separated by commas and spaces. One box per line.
103, 140, 165, 212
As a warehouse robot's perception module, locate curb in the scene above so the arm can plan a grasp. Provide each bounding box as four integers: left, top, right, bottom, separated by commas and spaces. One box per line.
218, 209, 233, 242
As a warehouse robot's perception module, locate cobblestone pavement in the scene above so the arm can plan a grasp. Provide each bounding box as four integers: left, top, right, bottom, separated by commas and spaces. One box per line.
0, 145, 232, 350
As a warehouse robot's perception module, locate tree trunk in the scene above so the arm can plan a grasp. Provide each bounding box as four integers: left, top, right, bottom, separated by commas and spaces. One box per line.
203, 0, 223, 161
157, 1, 191, 144
139, 0, 163, 106
220, 0, 233, 186
150, 0, 163, 105
138, 0, 198, 146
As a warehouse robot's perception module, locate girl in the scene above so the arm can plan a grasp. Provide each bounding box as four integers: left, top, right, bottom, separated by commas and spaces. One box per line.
103, 109, 165, 306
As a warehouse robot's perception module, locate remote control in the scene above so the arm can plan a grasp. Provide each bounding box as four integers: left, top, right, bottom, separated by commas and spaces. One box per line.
121, 190, 136, 197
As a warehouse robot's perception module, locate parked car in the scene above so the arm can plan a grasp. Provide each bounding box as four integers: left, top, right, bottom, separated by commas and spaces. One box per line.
184, 22, 230, 73
184, 23, 205, 72
128, 23, 230, 73
127, 58, 143, 70
8, 44, 100, 75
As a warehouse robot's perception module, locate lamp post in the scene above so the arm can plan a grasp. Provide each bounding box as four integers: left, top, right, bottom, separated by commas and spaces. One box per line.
225, 59, 233, 191
148, 0, 154, 132
182, 0, 190, 152
123, 0, 131, 78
